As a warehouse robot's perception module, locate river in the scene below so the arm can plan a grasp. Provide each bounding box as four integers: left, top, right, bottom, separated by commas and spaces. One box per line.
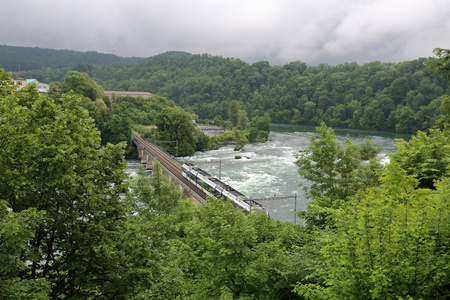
130, 124, 411, 223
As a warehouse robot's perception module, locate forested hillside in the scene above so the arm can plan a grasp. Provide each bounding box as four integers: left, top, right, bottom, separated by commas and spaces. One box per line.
18, 50, 449, 134
0, 45, 145, 72
2, 60, 450, 298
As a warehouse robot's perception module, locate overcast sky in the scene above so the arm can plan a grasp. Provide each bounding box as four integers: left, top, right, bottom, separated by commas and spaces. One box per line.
2, 0, 450, 66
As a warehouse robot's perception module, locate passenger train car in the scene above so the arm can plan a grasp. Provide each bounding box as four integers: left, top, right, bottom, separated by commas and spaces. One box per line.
182, 163, 266, 213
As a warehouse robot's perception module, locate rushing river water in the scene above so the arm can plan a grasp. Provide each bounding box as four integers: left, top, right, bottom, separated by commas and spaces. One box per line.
129, 124, 411, 223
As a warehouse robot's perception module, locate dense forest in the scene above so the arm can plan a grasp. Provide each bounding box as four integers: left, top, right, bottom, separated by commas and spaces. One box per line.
1, 57, 450, 298
16, 49, 448, 134
0, 45, 186, 73
1, 47, 450, 299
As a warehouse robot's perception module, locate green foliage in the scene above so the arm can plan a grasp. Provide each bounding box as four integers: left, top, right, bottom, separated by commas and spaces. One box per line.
238, 109, 249, 129
177, 199, 304, 299
0, 201, 50, 299
427, 48, 450, 82
208, 132, 234, 149
390, 126, 450, 189
427, 48, 450, 127
131, 160, 182, 216
111, 94, 175, 126
88, 54, 447, 133
296, 165, 450, 299
295, 123, 362, 201
228, 99, 240, 127
11, 48, 450, 134
359, 137, 382, 160
249, 112, 271, 142
213, 114, 224, 126
155, 107, 199, 156
0, 74, 143, 298
63, 70, 106, 102
295, 123, 385, 228
123, 160, 186, 298
435, 94, 450, 127
50, 71, 137, 153
193, 128, 210, 151
233, 128, 249, 151
0, 69, 16, 97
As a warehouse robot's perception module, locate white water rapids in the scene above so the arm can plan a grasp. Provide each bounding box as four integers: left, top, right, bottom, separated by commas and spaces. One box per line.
129, 124, 411, 223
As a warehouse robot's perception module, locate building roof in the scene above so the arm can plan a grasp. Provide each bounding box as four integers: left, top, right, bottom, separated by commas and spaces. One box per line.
10, 74, 25, 80
104, 91, 152, 98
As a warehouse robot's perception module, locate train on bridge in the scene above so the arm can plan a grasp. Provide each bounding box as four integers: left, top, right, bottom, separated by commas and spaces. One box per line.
182, 163, 266, 213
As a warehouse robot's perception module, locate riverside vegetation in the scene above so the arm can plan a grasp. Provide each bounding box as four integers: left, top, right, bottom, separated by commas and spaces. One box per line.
16, 47, 449, 134
0, 48, 449, 299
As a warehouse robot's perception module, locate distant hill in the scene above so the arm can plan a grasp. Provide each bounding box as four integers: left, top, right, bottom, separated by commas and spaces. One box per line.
0, 45, 146, 72
5, 45, 446, 134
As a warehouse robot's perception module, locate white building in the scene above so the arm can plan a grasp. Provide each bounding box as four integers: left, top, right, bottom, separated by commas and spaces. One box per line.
26, 79, 50, 93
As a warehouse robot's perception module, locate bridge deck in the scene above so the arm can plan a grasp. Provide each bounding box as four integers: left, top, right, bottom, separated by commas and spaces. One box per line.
132, 132, 207, 203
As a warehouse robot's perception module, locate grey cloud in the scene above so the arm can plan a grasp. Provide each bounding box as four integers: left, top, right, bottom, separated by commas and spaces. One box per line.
1, 0, 450, 65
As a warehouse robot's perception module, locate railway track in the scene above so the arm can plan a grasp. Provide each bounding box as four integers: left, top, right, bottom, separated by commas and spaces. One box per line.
132, 132, 207, 203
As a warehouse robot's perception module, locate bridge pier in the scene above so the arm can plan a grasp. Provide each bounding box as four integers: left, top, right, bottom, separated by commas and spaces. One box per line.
137, 146, 150, 168
137, 145, 144, 162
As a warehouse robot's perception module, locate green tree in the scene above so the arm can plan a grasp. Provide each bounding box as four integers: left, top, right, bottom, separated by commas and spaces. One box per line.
177, 199, 303, 299
428, 48, 450, 127
233, 128, 249, 151
238, 109, 249, 129
193, 128, 210, 151
295, 164, 450, 299
295, 123, 362, 200
295, 123, 363, 228
427, 48, 450, 81
122, 160, 186, 298
63, 70, 106, 102
155, 107, 197, 156
0, 73, 49, 298
228, 99, 240, 127
389, 76, 410, 104
436, 94, 450, 127
0, 74, 141, 298
131, 160, 182, 216
249, 112, 271, 142
0, 201, 49, 299
213, 114, 223, 126
388, 106, 417, 133
359, 137, 382, 160
359, 100, 385, 130
390, 127, 450, 189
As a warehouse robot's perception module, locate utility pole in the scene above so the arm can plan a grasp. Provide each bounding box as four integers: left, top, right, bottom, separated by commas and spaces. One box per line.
190, 159, 222, 180
251, 193, 299, 224
294, 192, 297, 225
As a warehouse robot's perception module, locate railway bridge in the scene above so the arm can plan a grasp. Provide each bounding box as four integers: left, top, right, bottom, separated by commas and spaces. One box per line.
132, 132, 268, 214
133, 132, 207, 204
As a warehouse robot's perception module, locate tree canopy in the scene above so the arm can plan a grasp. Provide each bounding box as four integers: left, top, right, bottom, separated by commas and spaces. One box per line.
3, 47, 450, 299
17, 50, 448, 134
0, 69, 139, 298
